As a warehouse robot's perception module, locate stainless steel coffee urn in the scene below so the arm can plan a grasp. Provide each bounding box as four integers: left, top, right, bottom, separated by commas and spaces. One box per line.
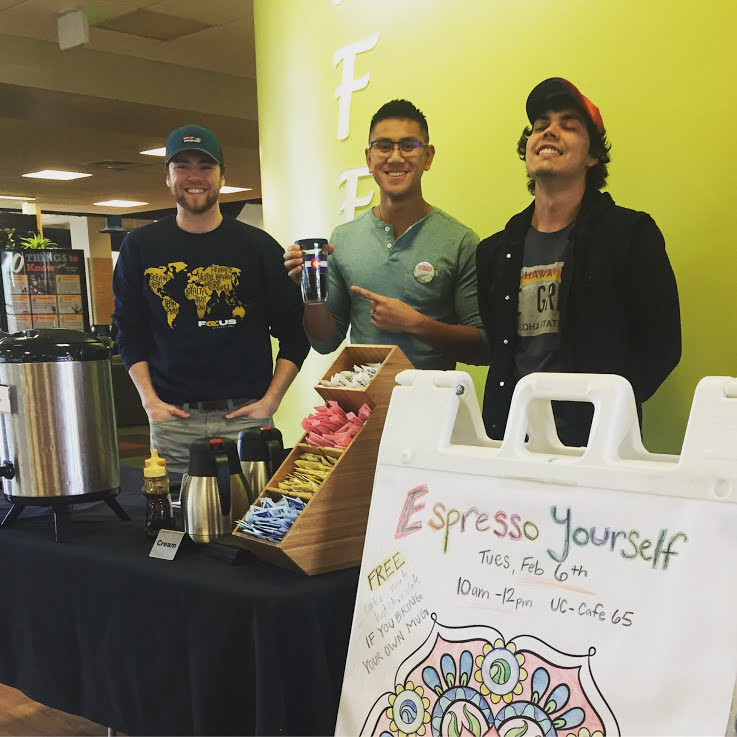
0, 329, 127, 539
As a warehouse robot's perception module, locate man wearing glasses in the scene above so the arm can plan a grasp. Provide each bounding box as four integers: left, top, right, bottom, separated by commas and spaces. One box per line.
476, 78, 681, 446
285, 99, 487, 369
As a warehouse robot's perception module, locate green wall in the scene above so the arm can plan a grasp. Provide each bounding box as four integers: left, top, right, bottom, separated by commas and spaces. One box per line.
259, 0, 737, 453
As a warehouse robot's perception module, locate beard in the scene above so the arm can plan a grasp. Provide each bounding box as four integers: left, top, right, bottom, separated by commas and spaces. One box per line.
174, 188, 219, 215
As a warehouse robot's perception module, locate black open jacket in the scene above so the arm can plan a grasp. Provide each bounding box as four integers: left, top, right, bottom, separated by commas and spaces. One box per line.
476, 188, 681, 443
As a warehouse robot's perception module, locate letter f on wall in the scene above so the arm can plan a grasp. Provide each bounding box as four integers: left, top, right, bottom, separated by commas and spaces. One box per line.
337, 167, 373, 223
334, 33, 380, 140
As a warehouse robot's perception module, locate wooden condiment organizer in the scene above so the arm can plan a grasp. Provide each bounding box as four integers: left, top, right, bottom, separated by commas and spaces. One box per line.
232, 344, 412, 575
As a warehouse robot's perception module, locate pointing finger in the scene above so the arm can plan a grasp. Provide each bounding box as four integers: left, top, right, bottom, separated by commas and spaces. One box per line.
351, 285, 382, 301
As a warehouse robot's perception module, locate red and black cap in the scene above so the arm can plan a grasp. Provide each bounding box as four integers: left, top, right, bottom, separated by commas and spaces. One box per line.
526, 78, 605, 135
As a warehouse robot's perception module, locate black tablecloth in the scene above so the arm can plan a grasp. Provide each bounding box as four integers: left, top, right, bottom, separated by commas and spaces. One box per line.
0, 467, 359, 735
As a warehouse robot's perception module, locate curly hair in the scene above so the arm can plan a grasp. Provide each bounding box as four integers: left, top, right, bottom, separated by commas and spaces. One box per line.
517, 111, 611, 194
369, 99, 429, 143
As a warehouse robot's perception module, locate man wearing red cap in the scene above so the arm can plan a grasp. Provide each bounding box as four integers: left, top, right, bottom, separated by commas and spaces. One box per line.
476, 78, 681, 446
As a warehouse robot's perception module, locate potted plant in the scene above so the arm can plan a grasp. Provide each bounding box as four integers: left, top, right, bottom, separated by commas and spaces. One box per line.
18, 232, 58, 249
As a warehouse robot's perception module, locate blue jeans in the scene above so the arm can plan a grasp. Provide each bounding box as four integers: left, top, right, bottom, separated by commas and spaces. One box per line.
149, 400, 272, 476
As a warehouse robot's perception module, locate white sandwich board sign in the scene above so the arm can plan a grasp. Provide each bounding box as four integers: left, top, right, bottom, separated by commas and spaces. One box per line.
336, 371, 737, 737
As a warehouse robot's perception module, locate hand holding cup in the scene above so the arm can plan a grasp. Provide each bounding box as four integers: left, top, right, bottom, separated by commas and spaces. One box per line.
284, 245, 306, 283
289, 238, 332, 304
284, 242, 335, 280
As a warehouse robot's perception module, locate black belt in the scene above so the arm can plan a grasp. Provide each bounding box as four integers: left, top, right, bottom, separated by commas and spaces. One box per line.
178, 398, 251, 412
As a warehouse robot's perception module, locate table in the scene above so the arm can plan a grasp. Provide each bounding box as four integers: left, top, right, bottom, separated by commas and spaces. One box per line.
0, 466, 359, 736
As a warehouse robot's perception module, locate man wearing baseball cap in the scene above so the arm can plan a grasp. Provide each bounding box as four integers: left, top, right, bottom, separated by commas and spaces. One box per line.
476, 78, 681, 446
113, 124, 309, 473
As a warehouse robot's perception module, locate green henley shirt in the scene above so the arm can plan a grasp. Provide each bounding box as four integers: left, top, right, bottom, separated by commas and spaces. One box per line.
309, 207, 488, 370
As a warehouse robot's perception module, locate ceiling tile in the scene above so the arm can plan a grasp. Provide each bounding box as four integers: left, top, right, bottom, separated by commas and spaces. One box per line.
15, 0, 149, 17
157, 20, 257, 77
93, 8, 213, 41
152, 0, 253, 26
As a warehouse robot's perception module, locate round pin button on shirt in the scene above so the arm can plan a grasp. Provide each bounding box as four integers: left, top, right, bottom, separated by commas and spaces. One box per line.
413, 262, 436, 284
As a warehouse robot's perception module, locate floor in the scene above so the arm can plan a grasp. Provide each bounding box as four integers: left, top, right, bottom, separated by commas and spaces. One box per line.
0, 426, 147, 736
0, 684, 109, 737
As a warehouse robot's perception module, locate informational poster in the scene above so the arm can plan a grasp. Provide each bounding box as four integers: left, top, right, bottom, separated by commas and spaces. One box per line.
0, 249, 89, 332
336, 373, 737, 737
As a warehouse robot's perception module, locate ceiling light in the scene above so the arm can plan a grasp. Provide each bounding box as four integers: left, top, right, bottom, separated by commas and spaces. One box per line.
94, 200, 149, 208
220, 186, 252, 194
0, 195, 35, 201
23, 170, 91, 181
140, 147, 166, 157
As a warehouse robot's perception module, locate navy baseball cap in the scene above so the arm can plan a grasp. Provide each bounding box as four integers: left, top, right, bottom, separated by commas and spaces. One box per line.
165, 124, 223, 166
526, 78, 605, 134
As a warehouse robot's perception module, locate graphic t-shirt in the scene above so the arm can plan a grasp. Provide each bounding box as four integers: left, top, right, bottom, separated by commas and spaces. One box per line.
113, 215, 309, 404
144, 262, 246, 328
514, 222, 574, 381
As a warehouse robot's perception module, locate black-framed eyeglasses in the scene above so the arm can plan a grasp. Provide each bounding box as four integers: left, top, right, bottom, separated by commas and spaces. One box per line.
368, 138, 428, 156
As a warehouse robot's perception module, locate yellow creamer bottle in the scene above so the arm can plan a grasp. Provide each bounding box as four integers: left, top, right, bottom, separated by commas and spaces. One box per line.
142, 449, 174, 538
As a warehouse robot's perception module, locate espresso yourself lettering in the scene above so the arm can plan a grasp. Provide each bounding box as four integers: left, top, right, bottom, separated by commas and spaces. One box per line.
394, 485, 688, 571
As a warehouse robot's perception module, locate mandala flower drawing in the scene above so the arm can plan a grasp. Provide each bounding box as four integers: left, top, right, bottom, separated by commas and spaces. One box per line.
362, 617, 617, 737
